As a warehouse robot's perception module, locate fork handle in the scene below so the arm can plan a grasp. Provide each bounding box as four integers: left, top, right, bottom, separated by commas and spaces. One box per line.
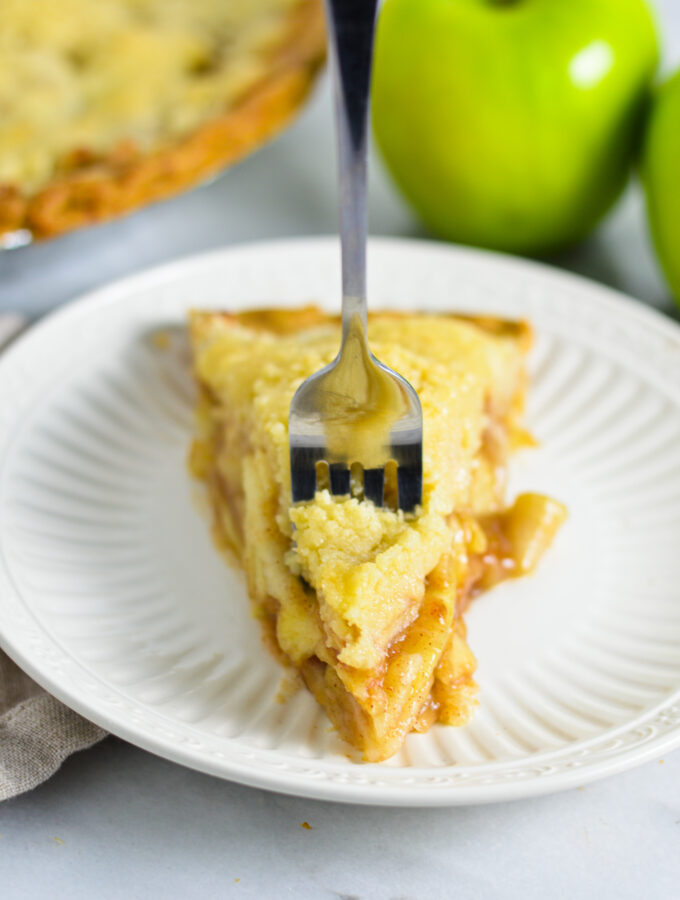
325, 0, 379, 342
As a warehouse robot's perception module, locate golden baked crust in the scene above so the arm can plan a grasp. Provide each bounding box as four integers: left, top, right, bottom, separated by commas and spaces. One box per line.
188, 307, 566, 761
0, 0, 325, 241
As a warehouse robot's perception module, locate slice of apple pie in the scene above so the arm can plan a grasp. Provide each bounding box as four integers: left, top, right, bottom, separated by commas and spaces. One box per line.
188, 307, 566, 762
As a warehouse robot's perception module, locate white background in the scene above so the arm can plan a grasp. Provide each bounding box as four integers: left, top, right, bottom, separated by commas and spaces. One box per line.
1, 2, 679, 897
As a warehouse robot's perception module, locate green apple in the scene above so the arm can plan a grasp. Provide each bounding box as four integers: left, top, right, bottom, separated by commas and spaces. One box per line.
642, 68, 680, 308
372, 0, 658, 255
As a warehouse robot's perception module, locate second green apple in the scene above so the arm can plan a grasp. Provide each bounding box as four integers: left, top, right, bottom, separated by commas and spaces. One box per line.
372, 0, 658, 255
641, 69, 680, 308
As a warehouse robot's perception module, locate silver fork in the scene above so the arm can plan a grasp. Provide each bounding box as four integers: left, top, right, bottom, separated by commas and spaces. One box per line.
289, 0, 423, 513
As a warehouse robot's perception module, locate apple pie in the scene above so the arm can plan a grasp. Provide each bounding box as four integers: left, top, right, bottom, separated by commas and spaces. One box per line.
0, 0, 325, 241
188, 307, 566, 762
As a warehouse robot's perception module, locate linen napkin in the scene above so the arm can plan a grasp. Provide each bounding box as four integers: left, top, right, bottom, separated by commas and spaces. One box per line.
0, 314, 107, 802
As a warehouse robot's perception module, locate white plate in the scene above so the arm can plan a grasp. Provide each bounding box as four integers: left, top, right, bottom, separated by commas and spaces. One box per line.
1, 237, 679, 806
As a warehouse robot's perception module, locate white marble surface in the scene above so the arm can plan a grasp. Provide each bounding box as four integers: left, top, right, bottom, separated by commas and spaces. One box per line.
2, 2, 680, 897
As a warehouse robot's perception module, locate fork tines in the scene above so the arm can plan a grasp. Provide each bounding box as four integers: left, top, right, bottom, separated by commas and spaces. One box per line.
290, 444, 422, 513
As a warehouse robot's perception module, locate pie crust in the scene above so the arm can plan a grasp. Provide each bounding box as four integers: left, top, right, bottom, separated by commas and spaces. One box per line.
0, 0, 325, 241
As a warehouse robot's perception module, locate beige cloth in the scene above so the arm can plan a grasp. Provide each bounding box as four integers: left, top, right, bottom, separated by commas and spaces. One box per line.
0, 315, 107, 801
0, 653, 106, 801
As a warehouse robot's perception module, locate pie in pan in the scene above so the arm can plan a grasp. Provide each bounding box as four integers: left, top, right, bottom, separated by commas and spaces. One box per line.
188, 308, 566, 762
0, 0, 325, 241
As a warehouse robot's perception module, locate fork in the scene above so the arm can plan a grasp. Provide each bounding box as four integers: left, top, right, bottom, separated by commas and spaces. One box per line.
289, 0, 423, 513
